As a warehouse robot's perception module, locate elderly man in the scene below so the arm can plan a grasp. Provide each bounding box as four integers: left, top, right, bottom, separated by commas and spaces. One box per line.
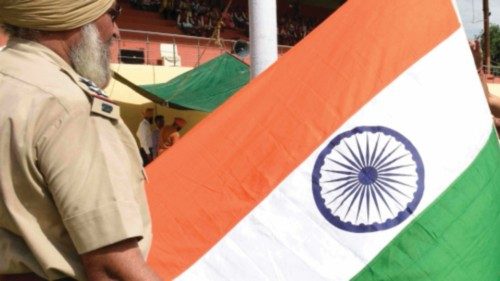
0, 1, 161, 280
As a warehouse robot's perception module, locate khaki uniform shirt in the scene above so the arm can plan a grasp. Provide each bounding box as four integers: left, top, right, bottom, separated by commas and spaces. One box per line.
0, 39, 152, 280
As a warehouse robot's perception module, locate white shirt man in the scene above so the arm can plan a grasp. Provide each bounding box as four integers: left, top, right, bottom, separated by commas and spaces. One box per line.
136, 108, 154, 165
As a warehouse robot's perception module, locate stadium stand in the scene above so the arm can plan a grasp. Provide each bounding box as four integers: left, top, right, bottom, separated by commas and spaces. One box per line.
125, 0, 326, 45
114, 0, 256, 66
112, 0, 337, 66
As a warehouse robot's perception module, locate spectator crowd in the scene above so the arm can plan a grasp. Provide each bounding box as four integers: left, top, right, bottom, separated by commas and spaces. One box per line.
128, 0, 322, 46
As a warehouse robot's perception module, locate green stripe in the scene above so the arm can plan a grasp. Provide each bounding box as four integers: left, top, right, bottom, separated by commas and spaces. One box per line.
353, 129, 500, 281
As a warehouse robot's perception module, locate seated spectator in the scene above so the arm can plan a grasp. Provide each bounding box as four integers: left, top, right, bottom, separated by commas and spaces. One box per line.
192, 0, 201, 16
198, 0, 210, 15
203, 14, 214, 36
279, 25, 288, 45
160, 0, 175, 19
300, 19, 308, 38
194, 14, 208, 36
129, 0, 161, 11
129, 0, 141, 9
178, 0, 190, 12
141, 0, 151, 11
208, 6, 221, 24
222, 11, 234, 29
177, 10, 195, 34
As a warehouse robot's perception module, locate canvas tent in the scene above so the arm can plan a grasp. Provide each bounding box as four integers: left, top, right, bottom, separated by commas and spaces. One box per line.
108, 53, 249, 143
114, 52, 251, 112
105, 64, 205, 141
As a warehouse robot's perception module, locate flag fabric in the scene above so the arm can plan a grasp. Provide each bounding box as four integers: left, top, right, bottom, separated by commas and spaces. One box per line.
145, 0, 500, 280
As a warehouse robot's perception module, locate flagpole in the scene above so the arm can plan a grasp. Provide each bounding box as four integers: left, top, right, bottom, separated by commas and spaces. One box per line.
249, 0, 278, 78
483, 0, 491, 75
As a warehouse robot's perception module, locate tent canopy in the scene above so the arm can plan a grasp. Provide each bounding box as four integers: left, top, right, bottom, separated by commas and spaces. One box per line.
140, 52, 250, 112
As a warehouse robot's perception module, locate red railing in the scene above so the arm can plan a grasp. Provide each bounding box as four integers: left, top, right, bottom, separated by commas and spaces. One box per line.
113, 28, 292, 67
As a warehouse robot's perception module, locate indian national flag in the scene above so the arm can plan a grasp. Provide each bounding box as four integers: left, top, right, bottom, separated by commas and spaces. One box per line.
145, 0, 500, 280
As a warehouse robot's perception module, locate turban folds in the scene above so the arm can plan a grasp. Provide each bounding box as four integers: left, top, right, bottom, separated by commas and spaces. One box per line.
0, 0, 114, 31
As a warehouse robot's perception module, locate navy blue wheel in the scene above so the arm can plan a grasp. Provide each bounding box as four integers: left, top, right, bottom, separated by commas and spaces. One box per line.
312, 126, 424, 233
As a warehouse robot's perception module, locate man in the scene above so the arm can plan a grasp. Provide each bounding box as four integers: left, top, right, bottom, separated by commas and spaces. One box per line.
136, 108, 154, 166
0, 1, 161, 280
489, 95, 500, 138
151, 115, 165, 159
489, 94, 500, 127
158, 117, 186, 155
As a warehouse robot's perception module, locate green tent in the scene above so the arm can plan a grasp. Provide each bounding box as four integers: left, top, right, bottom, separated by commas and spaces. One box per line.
139, 52, 250, 112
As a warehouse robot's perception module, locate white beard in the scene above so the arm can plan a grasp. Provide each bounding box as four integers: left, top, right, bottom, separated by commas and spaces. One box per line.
70, 23, 112, 88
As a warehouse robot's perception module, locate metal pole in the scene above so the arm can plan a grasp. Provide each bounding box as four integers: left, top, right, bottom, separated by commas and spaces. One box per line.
483, 0, 490, 75
173, 40, 177, 66
196, 39, 201, 66
249, 0, 278, 78
146, 34, 150, 65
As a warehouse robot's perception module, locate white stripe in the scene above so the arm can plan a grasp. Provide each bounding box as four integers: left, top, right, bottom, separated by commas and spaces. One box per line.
177, 28, 493, 281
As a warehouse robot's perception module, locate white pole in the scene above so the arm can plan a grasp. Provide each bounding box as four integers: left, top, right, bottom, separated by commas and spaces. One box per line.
249, 0, 278, 78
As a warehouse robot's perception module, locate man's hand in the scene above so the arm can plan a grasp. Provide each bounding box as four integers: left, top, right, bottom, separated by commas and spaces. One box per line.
470, 40, 500, 130
487, 94, 500, 118
469, 40, 482, 72
487, 94, 500, 130
81, 239, 162, 281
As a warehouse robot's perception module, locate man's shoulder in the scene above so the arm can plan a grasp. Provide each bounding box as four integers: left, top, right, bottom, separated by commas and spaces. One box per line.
0, 50, 90, 111
138, 119, 149, 127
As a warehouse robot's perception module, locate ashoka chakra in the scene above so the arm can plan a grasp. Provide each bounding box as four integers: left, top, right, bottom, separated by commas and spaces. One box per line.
312, 126, 424, 233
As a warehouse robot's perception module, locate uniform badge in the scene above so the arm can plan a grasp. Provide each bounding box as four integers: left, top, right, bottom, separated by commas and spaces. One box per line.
78, 77, 120, 120
79, 77, 108, 97
91, 95, 120, 120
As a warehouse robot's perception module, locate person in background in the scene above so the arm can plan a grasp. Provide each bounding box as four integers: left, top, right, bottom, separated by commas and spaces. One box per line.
488, 93, 500, 129
136, 108, 155, 166
0, 0, 161, 280
160, 0, 175, 19
152, 115, 165, 159
159, 117, 186, 154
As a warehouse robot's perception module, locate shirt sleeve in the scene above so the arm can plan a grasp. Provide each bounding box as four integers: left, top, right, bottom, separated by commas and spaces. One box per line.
37, 107, 146, 254
136, 121, 151, 155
